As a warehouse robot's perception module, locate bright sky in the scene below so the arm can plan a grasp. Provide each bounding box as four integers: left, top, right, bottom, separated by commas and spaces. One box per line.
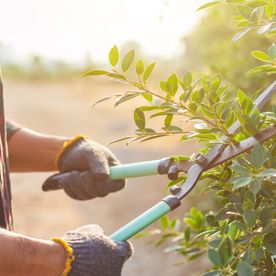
0, 0, 204, 63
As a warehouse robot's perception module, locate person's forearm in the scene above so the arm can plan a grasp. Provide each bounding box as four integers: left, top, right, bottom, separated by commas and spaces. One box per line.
0, 228, 65, 276
8, 128, 69, 172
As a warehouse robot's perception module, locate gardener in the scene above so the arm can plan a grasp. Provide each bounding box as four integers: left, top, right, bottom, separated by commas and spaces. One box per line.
0, 76, 132, 276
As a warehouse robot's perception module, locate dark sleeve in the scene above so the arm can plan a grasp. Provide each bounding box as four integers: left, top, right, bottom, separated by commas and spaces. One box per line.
6, 119, 22, 140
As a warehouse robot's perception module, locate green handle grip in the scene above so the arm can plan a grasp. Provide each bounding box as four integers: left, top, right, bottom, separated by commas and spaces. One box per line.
110, 201, 171, 241
109, 159, 161, 180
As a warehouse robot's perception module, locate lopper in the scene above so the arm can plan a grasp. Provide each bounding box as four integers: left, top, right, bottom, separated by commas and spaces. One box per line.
108, 81, 276, 241
42, 82, 276, 242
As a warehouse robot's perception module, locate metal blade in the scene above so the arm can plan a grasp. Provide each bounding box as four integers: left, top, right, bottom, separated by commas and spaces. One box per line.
173, 81, 276, 200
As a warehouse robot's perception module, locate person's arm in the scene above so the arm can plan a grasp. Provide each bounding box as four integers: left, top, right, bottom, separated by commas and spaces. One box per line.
0, 225, 133, 276
0, 228, 65, 276
7, 121, 126, 200
8, 127, 68, 172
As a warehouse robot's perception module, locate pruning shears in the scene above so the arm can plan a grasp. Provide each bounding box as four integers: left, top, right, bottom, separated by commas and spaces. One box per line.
109, 81, 276, 242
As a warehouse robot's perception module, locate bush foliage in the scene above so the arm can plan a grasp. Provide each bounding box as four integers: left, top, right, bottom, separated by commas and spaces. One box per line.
84, 1, 276, 275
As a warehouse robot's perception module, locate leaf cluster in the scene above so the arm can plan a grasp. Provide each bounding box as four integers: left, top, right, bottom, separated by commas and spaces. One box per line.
82, 1, 276, 275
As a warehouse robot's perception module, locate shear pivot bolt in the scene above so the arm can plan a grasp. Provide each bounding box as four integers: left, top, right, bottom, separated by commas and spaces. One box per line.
170, 185, 181, 195
168, 166, 179, 180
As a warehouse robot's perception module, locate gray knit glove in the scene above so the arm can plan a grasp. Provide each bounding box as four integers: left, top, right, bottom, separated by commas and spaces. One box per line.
62, 224, 133, 276
42, 137, 125, 200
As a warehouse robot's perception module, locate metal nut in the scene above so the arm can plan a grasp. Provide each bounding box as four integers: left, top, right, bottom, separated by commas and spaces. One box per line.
195, 154, 207, 165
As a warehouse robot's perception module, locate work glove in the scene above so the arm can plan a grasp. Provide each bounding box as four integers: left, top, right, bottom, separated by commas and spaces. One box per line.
52, 224, 133, 276
42, 136, 125, 200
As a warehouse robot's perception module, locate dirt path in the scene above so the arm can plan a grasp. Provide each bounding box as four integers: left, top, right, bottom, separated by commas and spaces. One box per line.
5, 78, 207, 275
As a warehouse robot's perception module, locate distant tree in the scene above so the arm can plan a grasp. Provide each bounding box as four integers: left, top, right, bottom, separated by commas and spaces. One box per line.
182, 6, 275, 93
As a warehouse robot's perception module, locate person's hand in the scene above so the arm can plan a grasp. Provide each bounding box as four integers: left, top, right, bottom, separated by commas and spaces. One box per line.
53, 224, 133, 276
42, 136, 125, 200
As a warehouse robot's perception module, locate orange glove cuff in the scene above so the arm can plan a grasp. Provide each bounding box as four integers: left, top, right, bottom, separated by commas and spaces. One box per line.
55, 135, 90, 169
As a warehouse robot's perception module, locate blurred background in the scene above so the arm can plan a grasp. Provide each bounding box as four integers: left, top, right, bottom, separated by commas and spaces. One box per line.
1, 0, 274, 275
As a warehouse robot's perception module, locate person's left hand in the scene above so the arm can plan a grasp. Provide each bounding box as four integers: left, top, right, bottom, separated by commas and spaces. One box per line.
42, 136, 125, 200
55, 224, 133, 276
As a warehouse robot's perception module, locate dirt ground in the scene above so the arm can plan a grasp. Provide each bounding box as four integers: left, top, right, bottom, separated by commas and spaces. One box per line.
4, 78, 208, 275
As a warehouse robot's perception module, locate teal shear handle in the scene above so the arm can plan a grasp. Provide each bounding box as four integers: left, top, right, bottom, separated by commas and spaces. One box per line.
109, 160, 168, 241
110, 200, 171, 241
109, 159, 179, 242
109, 159, 161, 180
109, 195, 180, 241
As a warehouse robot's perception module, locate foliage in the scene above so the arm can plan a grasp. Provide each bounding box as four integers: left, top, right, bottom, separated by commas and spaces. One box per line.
182, 2, 275, 93
84, 0, 276, 275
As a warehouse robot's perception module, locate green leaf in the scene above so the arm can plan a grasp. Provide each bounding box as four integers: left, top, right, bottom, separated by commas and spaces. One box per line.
167, 73, 178, 96
181, 89, 192, 102
251, 143, 266, 168
264, 235, 276, 254
140, 134, 168, 142
160, 81, 169, 93
255, 247, 264, 262
232, 176, 252, 189
143, 63, 156, 82
164, 114, 173, 127
160, 215, 170, 229
238, 5, 253, 19
189, 102, 198, 112
142, 93, 153, 102
247, 65, 271, 75
241, 98, 253, 114
136, 60, 144, 75
228, 223, 239, 240
265, 4, 275, 19
249, 179, 262, 197
167, 125, 183, 133
231, 164, 250, 176
183, 72, 192, 89
237, 261, 254, 276
218, 237, 232, 265
92, 96, 113, 107
209, 238, 222, 249
247, 0, 268, 8
258, 168, 276, 177
82, 70, 109, 76
197, 1, 221, 11
107, 72, 126, 80
109, 45, 119, 67
134, 108, 145, 129
268, 43, 276, 60
121, 49, 135, 72
201, 104, 215, 118
196, 88, 205, 103
242, 248, 252, 264
237, 89, 247, 106
143, 128, 156, 134
208, 248, 222, 266
232, 26, 252, 42
211, 77, 221, 93
251, 50, 271, 62
184, 227, 190, 243
115, 93, 139, 107
243, 210, 258, 227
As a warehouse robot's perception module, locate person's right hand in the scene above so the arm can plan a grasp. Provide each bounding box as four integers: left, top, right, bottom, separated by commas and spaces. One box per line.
55, 224, 133, 276
42, 136, 126, 200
